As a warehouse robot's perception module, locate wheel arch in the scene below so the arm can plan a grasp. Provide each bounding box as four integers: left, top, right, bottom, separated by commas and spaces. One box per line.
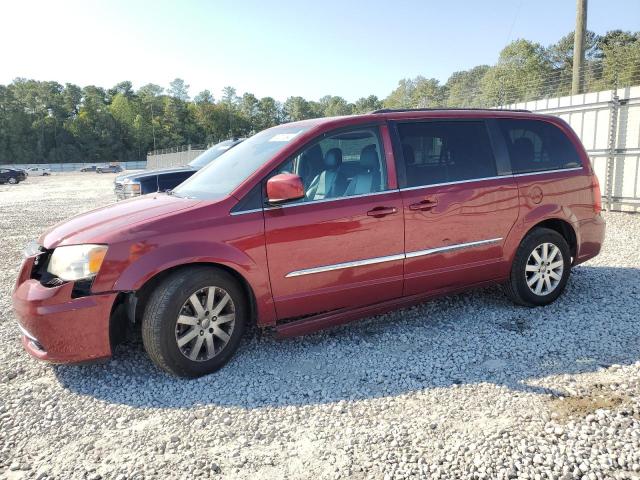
105, 241, 277, 328
131, 261, 259, 327
523, 218, 578, 261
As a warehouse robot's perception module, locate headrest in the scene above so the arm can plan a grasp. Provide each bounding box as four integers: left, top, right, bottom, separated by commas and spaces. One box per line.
324, 148, 342, 169
513, 137, 535, 163
402, 144, 416, 165
360, 144, 379, 170
302, 144, 323, 167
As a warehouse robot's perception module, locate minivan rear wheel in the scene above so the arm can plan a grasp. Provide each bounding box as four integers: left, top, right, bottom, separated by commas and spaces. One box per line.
504, 228, 571, 307
141, 266, 246, 377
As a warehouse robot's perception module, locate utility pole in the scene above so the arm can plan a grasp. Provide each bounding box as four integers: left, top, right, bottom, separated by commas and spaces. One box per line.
572, 0, 588, 95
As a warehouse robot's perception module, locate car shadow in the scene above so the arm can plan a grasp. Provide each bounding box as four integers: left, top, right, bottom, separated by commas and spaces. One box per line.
54, 265, 640, 409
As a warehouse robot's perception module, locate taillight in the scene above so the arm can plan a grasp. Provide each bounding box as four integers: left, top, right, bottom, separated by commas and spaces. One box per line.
592, 175, 602, 214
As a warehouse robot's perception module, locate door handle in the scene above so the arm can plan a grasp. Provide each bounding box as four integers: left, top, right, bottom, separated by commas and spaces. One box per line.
367, 206, 398, 217
409, 199, 438, 211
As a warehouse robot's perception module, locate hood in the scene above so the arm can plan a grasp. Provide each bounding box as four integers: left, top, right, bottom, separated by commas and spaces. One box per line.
40, 194, 200, 249
115, 165, 196, 182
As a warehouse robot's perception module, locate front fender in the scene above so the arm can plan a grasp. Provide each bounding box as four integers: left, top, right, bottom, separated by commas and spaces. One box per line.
95, 240, 277, 326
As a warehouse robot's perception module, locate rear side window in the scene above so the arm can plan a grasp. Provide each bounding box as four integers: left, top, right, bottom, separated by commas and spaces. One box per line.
498, 119, 582, 174
396, 121, 497, 188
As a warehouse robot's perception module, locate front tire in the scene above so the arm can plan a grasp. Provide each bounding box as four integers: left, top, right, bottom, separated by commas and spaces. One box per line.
8, 177, 17, 184
141, 267, 247, 378
504, 228, 571, 307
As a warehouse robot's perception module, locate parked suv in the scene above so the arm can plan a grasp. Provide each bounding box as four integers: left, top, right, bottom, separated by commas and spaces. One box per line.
13, 109, 605, 377
114, 138, 243, 200
26, 167, 51, 176
0, 168, 27, 184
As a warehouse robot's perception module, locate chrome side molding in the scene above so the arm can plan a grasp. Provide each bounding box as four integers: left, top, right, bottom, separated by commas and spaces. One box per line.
285, 253, 405, 278
285, 238, 503, 277
405, 238, 503, 259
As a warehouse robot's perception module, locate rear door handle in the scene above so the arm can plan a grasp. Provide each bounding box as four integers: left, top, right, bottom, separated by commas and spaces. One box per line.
367, 206, 398, 217
409, 199, 438, 211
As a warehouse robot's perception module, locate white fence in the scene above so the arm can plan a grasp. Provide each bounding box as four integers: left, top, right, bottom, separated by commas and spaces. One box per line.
506, 85, 640, 212
146, 145, 206, 169
0, 161, 147, 172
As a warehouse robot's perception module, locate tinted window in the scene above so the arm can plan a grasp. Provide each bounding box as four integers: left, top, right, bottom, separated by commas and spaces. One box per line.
396, 121, 497, 188
498, 119, 582, 174
158, 171, 192, 191
272, 126, 387, 202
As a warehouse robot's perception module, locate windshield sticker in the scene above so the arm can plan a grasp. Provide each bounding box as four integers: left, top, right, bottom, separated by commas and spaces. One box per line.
268, 131, 303, 142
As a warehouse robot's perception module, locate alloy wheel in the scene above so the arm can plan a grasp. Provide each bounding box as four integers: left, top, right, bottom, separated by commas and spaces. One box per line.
524, 242, 564, 296
174, 286, 236, 361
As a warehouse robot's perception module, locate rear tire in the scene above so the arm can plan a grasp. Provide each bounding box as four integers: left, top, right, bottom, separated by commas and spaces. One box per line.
141, 266, 247, 378
504, 227, 571, 307
8, 178, 17, 184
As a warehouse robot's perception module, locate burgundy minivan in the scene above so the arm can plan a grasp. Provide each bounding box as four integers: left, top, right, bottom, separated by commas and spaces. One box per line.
13, 109, 605, 377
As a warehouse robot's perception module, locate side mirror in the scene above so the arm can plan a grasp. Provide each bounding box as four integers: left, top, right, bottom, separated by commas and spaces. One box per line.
267, 173, 305, 204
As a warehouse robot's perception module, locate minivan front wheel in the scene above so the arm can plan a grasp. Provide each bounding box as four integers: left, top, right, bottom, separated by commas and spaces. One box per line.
141, 267, 246, 377
504, 228, 571, 307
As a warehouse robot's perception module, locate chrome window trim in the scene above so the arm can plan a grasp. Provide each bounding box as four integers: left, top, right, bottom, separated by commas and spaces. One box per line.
512, 166, 583, 177
404, 237, 503, 259
398, 166, 583, 192
230, 208, 263, 216
264, 189, 396, 211
285, 253, 405, 278
285, 237, 503, 277
399, 175, 509, 192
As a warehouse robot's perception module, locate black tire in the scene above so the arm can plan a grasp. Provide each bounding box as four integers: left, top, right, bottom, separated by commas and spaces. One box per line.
8, 177, 17, 184
141, 266, 247, 377
504, 227, 571, 307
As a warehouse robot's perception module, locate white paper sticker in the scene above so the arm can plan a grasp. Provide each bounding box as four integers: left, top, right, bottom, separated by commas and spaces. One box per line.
268, 131, 303, 142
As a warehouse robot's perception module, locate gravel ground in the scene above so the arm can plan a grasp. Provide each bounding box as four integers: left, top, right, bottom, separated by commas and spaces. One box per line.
1, 174, 640, 480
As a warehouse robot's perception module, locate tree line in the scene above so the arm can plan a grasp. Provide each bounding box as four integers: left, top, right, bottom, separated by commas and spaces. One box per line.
0, 29, 638, 164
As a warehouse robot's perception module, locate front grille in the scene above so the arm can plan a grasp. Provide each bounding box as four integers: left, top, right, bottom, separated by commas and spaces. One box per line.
114, 182, 124, 192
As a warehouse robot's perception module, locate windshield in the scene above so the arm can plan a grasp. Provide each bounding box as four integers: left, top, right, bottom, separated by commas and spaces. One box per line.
188, 140, 239, 168
174, 125, 309, 200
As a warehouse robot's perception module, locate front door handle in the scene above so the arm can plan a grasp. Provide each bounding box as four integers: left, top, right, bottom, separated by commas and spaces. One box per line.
367, 206, 398, 218
409, 199, 438, 211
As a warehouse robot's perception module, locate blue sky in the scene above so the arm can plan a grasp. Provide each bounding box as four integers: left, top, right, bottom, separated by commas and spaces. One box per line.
1, 0, 638, 102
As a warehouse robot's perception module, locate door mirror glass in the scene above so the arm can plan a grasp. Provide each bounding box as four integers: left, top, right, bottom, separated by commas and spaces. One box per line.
267, 173, 305, 204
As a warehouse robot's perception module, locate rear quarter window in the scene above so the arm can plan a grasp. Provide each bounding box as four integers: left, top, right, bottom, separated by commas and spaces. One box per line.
498, 119, 582, 174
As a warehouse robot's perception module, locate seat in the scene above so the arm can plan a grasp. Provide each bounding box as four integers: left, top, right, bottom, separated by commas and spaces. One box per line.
306, 148, 348, 200
298, 144, 324, 188
512, 137, 535, 172
345, 144, 381, 196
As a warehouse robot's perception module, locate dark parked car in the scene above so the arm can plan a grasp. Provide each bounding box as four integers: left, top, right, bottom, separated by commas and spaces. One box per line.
80, 165, 97, 172
0, 168, 27, 184
14, 109, 605, 378
97, 164, 123, 174
114, 138, 243, 200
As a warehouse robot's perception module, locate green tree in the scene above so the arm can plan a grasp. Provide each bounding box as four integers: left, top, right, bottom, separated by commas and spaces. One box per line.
480, 39, 553, 105
353, 95, 383, 113
445, 65, 490, 107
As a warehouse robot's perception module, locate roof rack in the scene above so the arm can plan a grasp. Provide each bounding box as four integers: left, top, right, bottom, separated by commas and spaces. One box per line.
370, 107, 531, 114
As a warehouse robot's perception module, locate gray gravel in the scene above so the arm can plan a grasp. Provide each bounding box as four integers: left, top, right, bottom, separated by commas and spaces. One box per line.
1, 174, 639, 480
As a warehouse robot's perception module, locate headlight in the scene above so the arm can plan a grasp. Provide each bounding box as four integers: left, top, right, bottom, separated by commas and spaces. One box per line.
47, 244, 108, 281
124, 182, 141, 194
23, 240, 41, 258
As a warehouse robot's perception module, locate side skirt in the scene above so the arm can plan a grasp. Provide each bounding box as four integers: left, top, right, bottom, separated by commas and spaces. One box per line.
273, 277, 506, 338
